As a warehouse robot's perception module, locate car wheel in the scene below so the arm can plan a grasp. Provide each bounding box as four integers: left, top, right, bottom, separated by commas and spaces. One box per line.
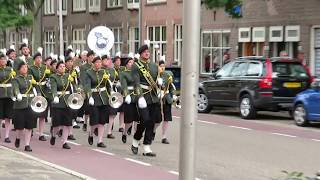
197, 93, 212, 113
293, 104, 309, 127
239, 95, 256, 119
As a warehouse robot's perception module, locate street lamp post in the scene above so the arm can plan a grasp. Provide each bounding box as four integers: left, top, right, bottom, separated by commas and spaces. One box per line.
59, 0, 64, 57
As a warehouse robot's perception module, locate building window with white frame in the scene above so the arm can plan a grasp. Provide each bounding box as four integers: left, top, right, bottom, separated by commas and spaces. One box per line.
89, 0, 100, 12
107, 0, 122, 8
73, 0, 86, 12
44, 0, 55, 15
147, 0, 166, 4
201, 30, 231, 74
44, 31, 55, 57
111, 27, 123, 55
72, 28, 86, 52
148, 26, 167, 62
128, 27, 139, 54
57, 0, 67, 15
127, 0, 139, 9
18, 32, 27, 46
9, 32, 16, 47
174, 24, 182, 66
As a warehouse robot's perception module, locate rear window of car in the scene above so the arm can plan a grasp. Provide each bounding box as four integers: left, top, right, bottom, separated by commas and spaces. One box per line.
272, 62, 308, 78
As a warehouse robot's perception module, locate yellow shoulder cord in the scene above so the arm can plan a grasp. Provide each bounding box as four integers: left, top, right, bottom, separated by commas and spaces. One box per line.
135, 61, 158, 95
38, 67, 49, 98
25, 77, 34, 95
58, 75, 70, 98
0, 69, 14, 84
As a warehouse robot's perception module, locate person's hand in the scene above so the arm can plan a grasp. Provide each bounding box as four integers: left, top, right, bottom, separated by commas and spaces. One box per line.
125, 95, 131, 104
138, 97, 147, 109
53, 96, 59, 104
16, 94, 22, 101
89, 97, 95, 106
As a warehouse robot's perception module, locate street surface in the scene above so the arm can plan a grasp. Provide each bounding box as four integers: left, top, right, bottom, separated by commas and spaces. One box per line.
0, 108, 319, 180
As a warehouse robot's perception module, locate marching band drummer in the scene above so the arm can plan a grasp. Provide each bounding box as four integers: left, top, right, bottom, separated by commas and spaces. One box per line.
0, 53, 15, 143
12, 61, 38, 152
119, 54, 138, 143
85, 56, 109, 148
49, 61, 75, 150
28, 52, 51, 141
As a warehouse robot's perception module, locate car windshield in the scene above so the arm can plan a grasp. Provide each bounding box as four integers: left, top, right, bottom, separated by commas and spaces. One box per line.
272, 62, 308, 78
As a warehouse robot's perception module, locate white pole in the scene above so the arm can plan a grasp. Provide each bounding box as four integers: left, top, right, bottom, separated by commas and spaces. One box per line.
179, 0, 200, 180
139, 0, 142, 46
59, 0, 64, 57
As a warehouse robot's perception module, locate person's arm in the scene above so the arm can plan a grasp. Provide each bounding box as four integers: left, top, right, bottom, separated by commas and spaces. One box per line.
132, 63, 142, 97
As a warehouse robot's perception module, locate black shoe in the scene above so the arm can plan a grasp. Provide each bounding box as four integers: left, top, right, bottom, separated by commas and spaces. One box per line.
4, 138, 11, 143
82, 124, 87, 131
94, 128, 98, 136
88, 135, 93, 145
14, 138, 20, 148
97, 142, 106, 148
39, 135, 47, 141
107, 134, 115, 139
161, 138, 170, 144
122, 135, 127, 143
143, 152, 156, 157
119, 128, 124, 132
63, 143, 71, 149
73, 124, 80, 129
131, 145, 138, 155
50, 126, 53, 135
24, 145, 32, 152
50, 136, 56, 145
127, 126, 132, 136
68, 135, 76, 140
58, 129, 63, 137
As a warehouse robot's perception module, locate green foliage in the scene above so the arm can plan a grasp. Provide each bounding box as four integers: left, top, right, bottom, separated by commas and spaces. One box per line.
203, 0, 242, 18
272, 170, 309, 180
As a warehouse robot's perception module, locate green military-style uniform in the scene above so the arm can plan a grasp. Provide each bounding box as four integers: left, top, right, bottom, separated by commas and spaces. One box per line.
12, 74, 37, 109
79, 63, 92, 88
160, 71, 176, 105
50, 73, 74, 108
0, 67, 14, 98
28, 64, 51, 98
132, 59, 160, 104
14, 55, 33, 71
120, 68, 137, 103
85, 68, 109, 106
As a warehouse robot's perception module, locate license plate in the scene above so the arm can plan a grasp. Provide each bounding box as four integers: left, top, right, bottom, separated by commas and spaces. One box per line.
283, 82, 301, 88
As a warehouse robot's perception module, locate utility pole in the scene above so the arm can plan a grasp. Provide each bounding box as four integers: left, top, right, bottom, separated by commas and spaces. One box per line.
59, 0, 63, 56
179, 0, 200, 180
139, 0, 142, 46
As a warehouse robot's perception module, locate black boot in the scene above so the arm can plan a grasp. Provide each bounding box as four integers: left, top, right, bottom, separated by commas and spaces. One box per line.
88, 135, 93, 145
68, 134, 76, 140
14, 138, 20, 148
39, 135, 47, 141
119, 128, 124, 132
107, 134, 115, 139
143, 152, 156, 157
131, 145, 138, 155
127, 126, 132, 135
4, 138, 11, 143
122, 135, 127, 143
50, 136, 56, 145
97, 142, 106, 148
161, 138, 170, 144
24, 145, 32, 152
63, 143, 71, 149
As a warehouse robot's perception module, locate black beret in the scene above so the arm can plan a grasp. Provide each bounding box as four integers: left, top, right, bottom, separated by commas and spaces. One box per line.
158, 60, 165, 66
87, 50, 95, 57
56, 61, 65, 69
113, 56, 121, 63
33, 52, 42, 60
6, 49, 15, 56
50, 59, 57, 66
101, 55, 109, 60
64, 49, 73, 57
124, 57, 133, 65
138, 45, 149, 55
0, 53, 5, 59
92, 56, 101, 63
17, 61, 27, 70
65, 56, 73, 63
19, 43, 28, 50
45, 56, 52, 62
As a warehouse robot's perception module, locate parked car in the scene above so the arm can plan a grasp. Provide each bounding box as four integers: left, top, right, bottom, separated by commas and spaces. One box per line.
198, 56, 313, 119
292, 80, 320, 126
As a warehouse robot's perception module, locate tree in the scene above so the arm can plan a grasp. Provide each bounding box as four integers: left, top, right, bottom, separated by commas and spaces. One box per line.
203, 0, 242, 18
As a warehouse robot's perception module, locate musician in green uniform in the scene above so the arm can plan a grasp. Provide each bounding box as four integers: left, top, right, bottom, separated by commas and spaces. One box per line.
12, 61, 38, 152
85, 56, 110, 148
79, 50, 94, 132
50, 59, 58, 74
0, 53, 16, 143
6, 47, 16, 68
14, 42, 33, 71
154, 60, 177, 144
130, 44, 162, 157
119, 55, 138, 143
28, 52, 51, 141
49, 61, 76, 150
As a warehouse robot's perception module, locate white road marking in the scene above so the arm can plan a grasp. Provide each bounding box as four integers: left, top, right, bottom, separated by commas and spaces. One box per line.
172, 116, 181, 119
66, 141, 81, 146
125, 158, 151, 166
168, 171, 202, 180
93, 149, 115, 156
0, 145, 95, 180
311, 139, 320, 142
198, 120, 217, 125
271, 133, 297, 138
229, 126, 252, 131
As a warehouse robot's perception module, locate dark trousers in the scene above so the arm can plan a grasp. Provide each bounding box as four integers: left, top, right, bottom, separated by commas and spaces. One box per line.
134, 103, 161, 145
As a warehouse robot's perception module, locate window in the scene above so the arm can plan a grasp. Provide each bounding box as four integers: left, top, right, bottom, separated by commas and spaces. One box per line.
216, 61, 234, 78
111, 27, 123, 55
147, 0, 166, 4
63, 29, 68, 50
246, 62, 262, 76
89, 0, 100, 12
72, 29, 86, 52
128, 0, 139, 9
201, 30, 231, 74
73, 0, 86, 11
44, 0, 55, 15
9, 32, 16, 47
18, 32, 27, 46
174, 24, 182, 66
107, 0, 122, 8
269, 26, 283, 42
128, 27, 139, 53
44, 31, 55, 57
252, 27, 265, 42
148, 26, 167, 62
238, 27, 251, 42
230, 62, 248, 77
57, 0, 67, 15
272, 62, 308, 78
285, 25, 300, 42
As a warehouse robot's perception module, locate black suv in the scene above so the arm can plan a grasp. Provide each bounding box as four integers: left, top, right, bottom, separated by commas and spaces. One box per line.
198, 57, 313, 119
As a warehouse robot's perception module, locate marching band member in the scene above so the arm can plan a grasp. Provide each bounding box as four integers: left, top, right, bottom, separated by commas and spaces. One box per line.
85, 56, 109, 148
49, 61, 75, 149
6, 45, 16, 68
79, 50, 94, 132
119, 54, 138, 143
50, 59, 58, 74
154, 60, 177, 144
0, 53, 15, 143
12, 61, 38, 152
44, 56, 53, 70
130, 44, 162, 157
15, 39, 32, 70
28, 52, 51, 141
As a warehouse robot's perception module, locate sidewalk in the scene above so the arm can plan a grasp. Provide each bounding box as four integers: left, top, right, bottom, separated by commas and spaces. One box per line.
0, 146, 80, 180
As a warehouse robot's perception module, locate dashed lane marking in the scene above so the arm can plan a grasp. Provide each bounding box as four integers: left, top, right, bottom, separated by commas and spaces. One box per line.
271, 133, 297, 138
168, 170, 202, 180
198, 120, 217, 125
93, 149, 115, 156
229, 126, 252, 131
124, 158, 151, 166
311, 139, 320, 142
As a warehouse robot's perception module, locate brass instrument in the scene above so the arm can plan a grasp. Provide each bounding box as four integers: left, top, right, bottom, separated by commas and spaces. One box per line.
67, 93, 84, 110
108, 80, 123, 109
30, 96, 48, 113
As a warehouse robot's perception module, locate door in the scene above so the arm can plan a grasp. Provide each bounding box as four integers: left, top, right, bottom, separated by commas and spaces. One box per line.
228, 61, 248, 103
307, 89, 320, 120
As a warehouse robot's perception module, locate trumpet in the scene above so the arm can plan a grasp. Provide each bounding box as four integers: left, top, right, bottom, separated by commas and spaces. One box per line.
31, 96, 48, 113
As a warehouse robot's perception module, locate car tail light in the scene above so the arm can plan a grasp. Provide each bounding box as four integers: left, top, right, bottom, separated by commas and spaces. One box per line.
259, 59, 273, 88
303, 64, 315, 83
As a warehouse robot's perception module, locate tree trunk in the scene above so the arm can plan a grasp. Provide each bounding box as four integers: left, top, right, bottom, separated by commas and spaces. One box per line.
31, 12, 42, 54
